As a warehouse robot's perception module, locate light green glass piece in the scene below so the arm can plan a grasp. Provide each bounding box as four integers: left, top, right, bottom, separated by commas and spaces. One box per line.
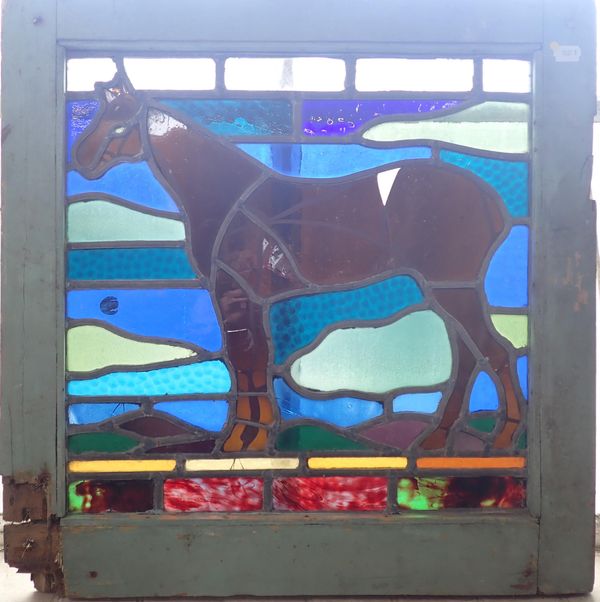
67, 200, 185, 242
490, 314, 528, 349
363, 102, 529, 153
290, 310, 452, 394
67, 325, 195, 372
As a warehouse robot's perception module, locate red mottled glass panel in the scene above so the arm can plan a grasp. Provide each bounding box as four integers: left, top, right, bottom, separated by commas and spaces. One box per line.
273, 477, 387, 511
164, 477, 263, 512
69, 479, 154, 513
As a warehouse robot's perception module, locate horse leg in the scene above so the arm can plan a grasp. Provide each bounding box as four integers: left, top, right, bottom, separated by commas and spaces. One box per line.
215, 270, 274, 451
420, 336, 477, 450
431, 288, 522, 450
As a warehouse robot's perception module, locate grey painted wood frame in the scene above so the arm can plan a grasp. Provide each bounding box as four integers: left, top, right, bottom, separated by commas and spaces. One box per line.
1, 0, 595, 597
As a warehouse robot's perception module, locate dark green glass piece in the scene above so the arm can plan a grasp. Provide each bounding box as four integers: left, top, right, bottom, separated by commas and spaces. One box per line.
468, 417, 497, 433
68, 432, 139, 454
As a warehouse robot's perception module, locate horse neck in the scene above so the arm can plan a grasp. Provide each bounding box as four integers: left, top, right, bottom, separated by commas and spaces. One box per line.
147, 109, 264, 276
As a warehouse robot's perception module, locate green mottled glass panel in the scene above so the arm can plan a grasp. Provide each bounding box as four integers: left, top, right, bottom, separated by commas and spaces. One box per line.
68, 432, 139, 454
490, 314, 528, 349
68, 200, 185, 243
468, 417, 497, 433
66, 325, 195, 372
290, 310, 452, 394
363, 102, 529, 153
276, 425, 369, 451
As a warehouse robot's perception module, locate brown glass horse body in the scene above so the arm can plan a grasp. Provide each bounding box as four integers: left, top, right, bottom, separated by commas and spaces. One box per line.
74, 78, 523, 452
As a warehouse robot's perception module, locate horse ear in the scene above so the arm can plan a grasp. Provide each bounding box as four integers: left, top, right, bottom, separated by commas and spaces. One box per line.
104, 87, 117, 103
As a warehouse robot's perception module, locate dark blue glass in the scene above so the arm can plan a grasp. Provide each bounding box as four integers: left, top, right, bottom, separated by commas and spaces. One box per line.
469, 371, 499, 412
517, 355, 528, 400
66, 100, 99, 161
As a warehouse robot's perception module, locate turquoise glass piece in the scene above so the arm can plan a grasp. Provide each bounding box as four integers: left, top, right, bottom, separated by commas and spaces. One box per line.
161, 99, 292, 136
274, 378, 383, 428
67, 162, 179, 213
392, 391, 442, 414
484, 226, 529, 308
440, 150, 528, 217
290, 310, 452, 394
468, 371, 499, 412
68, 248, 197, 280
517, 355, 528, 400
270, 275, 423, 364
237, 143, 431, 178
154, 400, 228, 431
67, 99, 99, 161
67, 361, 231, 396
67, 288, 222, 351
68, 403, 139, 424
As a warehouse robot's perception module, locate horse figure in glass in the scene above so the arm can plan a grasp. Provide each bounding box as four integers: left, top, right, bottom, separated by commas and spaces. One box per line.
73, 70, 524, 453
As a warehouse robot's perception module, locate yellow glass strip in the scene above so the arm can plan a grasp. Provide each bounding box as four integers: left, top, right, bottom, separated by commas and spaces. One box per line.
185, 458, 299, 471
308, 457, 408, 470
69, 459, 176, 473
416, 457, 526, 470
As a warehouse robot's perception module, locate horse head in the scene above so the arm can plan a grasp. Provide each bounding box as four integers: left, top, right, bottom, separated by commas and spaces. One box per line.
74, 73, 144, 178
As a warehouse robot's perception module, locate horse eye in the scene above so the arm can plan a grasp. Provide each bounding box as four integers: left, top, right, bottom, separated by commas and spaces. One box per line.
113, 126, 126, 135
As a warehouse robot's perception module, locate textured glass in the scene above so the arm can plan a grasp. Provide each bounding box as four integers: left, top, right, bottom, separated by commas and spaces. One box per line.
273, 477, 387, 511
69, 460, 176, 473
185, 458, 299, 471
164, 478, 263, 511
397, 477, 526, 510
440, 150, 529, 217
485, 226, 529, 307
392, 392, 442, 414
67, 162, 179, 213
270, 275, 423, 364
307, 457, 407, 470
363, 102, 529, 153
68, 432, 139, 454
290, 311, 452, 393
67, 360, 231, 396
355, 58, 474, 92
303, 99, 461, 137
68, 248, 197, 280
469, 372, 500, 412
67, 58, 116, 91
67, 100, 100, 160
237, 143, 431, 177
67, 288, 222, 351
483, 59, 531, 93
274, 378, 383, 427
360, 420, 429, 449
69, 480, 154, 513
68, 200, 185, 243
154, 400, 229, 431
124, 58, 216, 90
162, 99, 292, 136
67, 325, 195, 372
277, 425, 369, 451
68, 403, 139, 425
490, 314, 528, 349
225, 57, 345, 91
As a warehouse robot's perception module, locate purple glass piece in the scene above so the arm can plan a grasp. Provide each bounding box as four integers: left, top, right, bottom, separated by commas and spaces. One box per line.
359, 419, 428, 449
303, 99, 462, 137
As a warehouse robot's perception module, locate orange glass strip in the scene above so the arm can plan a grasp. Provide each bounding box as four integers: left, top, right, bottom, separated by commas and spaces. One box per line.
416, 457, 526, 470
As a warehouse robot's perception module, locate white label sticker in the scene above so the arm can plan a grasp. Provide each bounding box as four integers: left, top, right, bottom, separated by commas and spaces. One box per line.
550, 42, 582, 62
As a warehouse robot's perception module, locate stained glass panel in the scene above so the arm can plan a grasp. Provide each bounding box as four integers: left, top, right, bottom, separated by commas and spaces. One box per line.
65, 54, 530, 513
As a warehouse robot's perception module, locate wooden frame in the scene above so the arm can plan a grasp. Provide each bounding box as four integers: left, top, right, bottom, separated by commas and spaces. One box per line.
1, 0, 595, 596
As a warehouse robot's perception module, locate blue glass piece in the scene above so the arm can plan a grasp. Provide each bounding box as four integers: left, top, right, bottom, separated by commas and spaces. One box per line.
161, 99, 292, 136
274, 378, 383, 428
469, 371, 500, 412
68, 403, 139, 425
67, 162, 179, 213
303, 99, 461, 137
68, 248, 197, 280
484, 226, 529, 308
392, 391, 442, 414
440, 150, 528, 217
66, 100, 99, 161
68, 361, 231, 396
154, 400, 228, 431
517, 355, 528, 400
237, 143, 431, 178
67, 288, 222, 351
270, 275, 423, 364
